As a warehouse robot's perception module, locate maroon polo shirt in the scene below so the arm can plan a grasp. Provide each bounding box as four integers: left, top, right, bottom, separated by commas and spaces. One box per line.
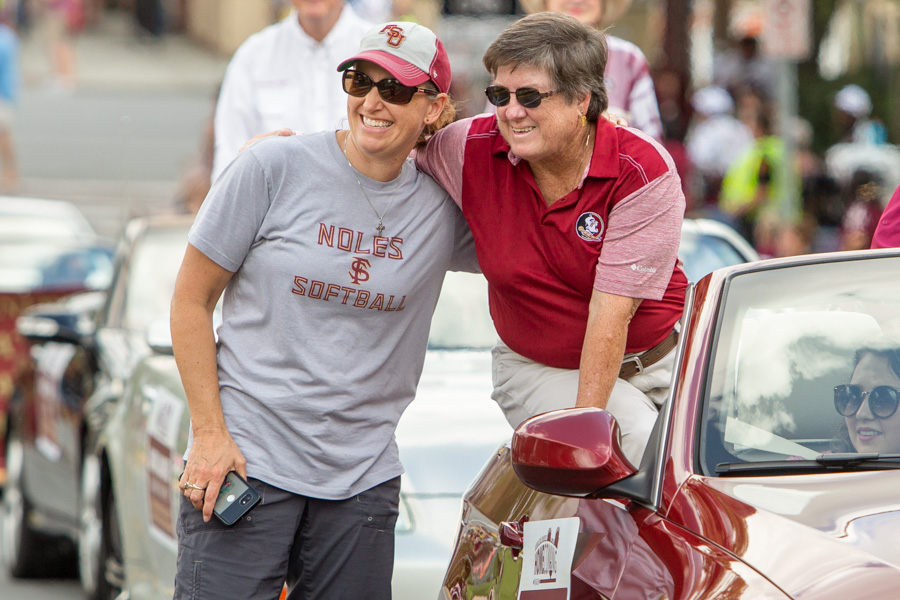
418, 115, 687, 369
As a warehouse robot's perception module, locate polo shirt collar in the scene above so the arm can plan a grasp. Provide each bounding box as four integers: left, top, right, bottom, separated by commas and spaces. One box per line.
588, 118, 621, 179
489, 115, 622, 178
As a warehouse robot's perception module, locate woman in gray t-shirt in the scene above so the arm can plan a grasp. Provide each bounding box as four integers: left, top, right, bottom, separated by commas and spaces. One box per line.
170, 22, 475, 600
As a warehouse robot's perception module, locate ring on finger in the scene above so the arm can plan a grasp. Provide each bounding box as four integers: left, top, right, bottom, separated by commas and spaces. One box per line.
184, 482, 206, 491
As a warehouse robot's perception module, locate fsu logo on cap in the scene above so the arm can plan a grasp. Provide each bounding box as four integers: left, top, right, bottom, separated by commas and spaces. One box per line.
575, 212, 604, 242
380, 25, 406, 47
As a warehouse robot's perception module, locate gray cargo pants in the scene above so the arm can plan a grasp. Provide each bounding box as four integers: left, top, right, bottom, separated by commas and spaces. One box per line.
173, 476, 400, 600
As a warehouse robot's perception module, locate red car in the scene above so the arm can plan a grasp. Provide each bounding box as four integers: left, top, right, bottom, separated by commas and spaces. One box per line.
441, 248, 900, 600
0, 196, 113, 487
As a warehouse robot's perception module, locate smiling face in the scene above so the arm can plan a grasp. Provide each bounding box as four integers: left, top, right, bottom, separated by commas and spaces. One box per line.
345, 61, 445, 178
545, 0, 604, 27
845, 352, 900, 454
492, 64, 588, 172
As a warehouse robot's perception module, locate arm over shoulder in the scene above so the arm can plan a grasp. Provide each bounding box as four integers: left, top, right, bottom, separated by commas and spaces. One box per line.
415, 118, 475, 207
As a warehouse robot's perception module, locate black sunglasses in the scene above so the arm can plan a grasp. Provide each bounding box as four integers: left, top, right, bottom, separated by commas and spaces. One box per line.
834, 384, 900, 418
342, 70, 436, 105
484, 85, 557, 109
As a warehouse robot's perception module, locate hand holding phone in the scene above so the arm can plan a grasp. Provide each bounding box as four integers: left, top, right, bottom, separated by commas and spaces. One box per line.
213, 471, 261, 526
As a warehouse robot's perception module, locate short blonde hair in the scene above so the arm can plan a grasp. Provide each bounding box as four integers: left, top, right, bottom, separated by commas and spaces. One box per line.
417, 84, 457, 147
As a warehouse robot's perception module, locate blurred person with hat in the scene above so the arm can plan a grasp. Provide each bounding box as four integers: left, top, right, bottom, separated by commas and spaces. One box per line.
518, 0, 663, 140
685, 85, 753, 209
171, 22, 476, 600
718, 99, 800, 256
416, 13, 688, 465
833, 83, 887, 145
712, 10, 775, 101
211, 0, 371, 182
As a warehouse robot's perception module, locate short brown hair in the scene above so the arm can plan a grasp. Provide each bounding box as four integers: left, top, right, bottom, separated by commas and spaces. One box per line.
482, 12, 609, 120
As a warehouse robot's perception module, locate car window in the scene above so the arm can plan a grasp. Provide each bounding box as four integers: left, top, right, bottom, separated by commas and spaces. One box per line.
39, 247, 114, 291
701, 256, 900, 473
678, 230, 750, 283
0, 243, 113, 293
0, 199, 96, 240
122, 225, 190, 332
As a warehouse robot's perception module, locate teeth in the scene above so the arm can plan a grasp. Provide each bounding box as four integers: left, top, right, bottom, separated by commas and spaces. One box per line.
512, 126, 535, 134
363, 116, 391, 128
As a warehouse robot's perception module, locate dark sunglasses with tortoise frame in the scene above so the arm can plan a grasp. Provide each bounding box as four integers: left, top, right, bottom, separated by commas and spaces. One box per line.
342, 70, 437, 105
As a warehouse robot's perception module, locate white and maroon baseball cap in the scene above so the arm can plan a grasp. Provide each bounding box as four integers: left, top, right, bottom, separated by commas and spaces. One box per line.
337, 22, 451, 94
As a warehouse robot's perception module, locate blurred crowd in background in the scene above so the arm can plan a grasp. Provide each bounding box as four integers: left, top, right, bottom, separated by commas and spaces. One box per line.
1, 0, 899, 259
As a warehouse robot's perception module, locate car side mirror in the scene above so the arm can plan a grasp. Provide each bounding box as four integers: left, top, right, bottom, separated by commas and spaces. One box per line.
146, 313, 174, 355
511, 408, 637, 497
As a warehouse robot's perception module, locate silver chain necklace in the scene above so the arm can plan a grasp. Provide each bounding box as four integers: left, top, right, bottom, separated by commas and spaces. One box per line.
342, 132, 396, 236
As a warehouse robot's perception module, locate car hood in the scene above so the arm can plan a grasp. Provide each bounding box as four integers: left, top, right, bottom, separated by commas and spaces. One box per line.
393, 349, 509, 600
396, 348, 509, 497
678, 471, 900, 598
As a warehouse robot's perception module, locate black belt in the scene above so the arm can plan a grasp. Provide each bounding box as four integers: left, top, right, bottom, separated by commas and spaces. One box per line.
618, 328, 679, 379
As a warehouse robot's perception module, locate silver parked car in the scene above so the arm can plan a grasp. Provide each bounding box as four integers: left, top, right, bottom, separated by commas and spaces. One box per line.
79, 226, 509, 599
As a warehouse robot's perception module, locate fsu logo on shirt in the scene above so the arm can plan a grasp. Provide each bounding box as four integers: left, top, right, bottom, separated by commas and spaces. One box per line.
576, 212, 604, 242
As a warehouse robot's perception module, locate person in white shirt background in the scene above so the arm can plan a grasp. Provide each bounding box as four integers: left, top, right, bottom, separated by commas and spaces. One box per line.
211, 0, 371, 181
685, 85, 753, 209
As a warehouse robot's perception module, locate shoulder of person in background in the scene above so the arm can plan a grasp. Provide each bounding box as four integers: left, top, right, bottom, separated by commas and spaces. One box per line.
871, 184, 900, 249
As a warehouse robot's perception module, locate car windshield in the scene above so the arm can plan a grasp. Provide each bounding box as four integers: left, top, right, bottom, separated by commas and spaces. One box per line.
0, 199, 96, 241
678, 229, 750, 283
701, 255, 900, 474
123, 225, 191, 332
0, 242, 113, 293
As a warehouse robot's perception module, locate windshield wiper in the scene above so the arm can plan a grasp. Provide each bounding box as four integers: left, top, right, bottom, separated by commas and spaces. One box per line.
815, 452, 900, 467
716, 453, 900, 476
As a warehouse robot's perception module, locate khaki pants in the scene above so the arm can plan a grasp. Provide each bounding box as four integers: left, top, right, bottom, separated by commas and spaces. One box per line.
491, 340, 676, 466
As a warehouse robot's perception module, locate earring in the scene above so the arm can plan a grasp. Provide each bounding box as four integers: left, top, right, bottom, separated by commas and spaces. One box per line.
579, 113, 587, 127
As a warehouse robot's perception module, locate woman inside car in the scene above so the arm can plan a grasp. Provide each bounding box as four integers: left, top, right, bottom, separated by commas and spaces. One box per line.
170, 22, 477, 600
834, 344, 900, 454
416, 12, 687, 465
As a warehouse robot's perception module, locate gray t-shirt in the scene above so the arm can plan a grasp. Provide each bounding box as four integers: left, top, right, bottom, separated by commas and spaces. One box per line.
188, 131, 478, 500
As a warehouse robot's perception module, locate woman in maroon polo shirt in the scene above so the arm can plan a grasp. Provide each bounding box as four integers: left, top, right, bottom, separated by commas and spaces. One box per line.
416, 12, 687, 465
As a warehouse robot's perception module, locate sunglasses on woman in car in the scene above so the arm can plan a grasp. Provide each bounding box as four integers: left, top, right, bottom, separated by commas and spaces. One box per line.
834, 384, 900, 418
484, 85, 557, 109
342, 70, 436, 105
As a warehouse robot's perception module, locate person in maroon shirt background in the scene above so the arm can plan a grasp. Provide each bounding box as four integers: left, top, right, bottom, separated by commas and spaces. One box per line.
871, 184, 900, 249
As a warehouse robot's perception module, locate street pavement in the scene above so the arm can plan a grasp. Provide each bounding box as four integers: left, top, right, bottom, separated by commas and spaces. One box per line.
11, 11, 515, 239
20, 10, 227, 93
15, 10, 229, 238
